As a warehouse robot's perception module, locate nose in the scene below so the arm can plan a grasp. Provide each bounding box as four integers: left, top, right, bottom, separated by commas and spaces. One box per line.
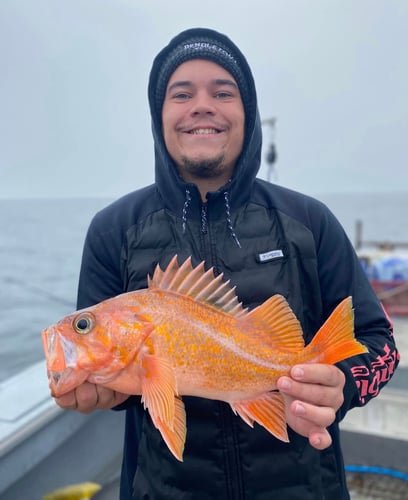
190, 91, 216, 116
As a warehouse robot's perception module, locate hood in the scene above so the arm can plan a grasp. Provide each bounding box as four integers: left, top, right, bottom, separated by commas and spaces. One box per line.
147, 27, 262, 220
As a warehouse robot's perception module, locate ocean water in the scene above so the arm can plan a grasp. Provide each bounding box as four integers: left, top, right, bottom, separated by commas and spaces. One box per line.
1, 192, 407, 382
0, 197, 111, 381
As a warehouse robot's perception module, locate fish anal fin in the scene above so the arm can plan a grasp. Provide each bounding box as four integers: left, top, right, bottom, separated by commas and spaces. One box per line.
149, 396, 187, 462
245, 295, 305, 350
231, 391, 289, 442
140, 353, 178, 428
148, 255, 248, 317
307, 296, 368, 364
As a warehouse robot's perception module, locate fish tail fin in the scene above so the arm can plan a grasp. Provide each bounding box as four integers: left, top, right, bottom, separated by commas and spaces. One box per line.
307, 296, 368, 364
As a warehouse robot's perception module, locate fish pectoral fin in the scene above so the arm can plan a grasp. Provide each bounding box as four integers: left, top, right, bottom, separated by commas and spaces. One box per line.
231, 391, 289, 442
141, 354, 177, 428
149, 396, 187, 462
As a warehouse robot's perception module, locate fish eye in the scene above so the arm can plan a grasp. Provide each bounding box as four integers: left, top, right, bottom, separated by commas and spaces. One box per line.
73, 313, 95, 335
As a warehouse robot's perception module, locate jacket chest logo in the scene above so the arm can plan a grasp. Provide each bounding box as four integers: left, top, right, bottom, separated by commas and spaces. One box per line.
257, 250, 284, 263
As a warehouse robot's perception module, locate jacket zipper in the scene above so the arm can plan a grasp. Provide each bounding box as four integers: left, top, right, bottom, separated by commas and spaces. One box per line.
200, 202, 214, 265
220, 402, 244, 499
200, 200, 244, 498
200, 203, 208, 235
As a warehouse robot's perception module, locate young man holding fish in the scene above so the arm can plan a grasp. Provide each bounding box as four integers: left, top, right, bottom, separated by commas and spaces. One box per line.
49, 28, 399, 499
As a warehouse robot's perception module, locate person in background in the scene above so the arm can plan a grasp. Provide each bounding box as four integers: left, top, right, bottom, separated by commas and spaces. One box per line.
54, 28, 399, 499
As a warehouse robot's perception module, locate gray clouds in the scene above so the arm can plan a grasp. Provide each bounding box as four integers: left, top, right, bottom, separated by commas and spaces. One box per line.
0, 0, 407, 198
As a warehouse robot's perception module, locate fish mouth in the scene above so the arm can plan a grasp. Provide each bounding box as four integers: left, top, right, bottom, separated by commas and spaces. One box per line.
48, 367, 88, 398
42, 327, 78, 371
42, 326, 87, 397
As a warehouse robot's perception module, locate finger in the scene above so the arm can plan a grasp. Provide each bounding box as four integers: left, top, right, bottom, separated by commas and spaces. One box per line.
291, 400, 336, 429
285, 401, 334, 450
290, 364, 345, 388
54, 391, 78, 410
74, 382, 100, 412
277, 376, 344, 409
309, 428, 332, 450
284, 407, 332, 449
54, 384, 129, 413
95, 385, 129, 409
112, 391, 130, 407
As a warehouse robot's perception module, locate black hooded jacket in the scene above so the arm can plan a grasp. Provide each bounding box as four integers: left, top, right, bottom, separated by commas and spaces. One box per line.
77, 29, 398, 500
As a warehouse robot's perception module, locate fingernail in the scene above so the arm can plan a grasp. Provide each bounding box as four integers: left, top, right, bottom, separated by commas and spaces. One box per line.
311, 435, 321, 447
292, 366, 304, 379
295, 403, 305, 415
278, 378, 291, 390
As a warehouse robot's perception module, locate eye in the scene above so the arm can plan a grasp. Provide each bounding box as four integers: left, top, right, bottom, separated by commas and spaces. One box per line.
73, 313, 95, 335
172, 92, 191, 100
215, 91, 233, 99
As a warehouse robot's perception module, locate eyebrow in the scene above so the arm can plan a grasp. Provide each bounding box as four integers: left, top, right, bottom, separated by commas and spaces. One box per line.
167, 78, 238, 93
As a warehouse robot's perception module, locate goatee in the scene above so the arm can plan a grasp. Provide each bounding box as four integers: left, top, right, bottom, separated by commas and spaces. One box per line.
180, 154, 225, 179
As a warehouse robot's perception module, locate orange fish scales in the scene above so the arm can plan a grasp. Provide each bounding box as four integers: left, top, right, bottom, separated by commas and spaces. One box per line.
42, 255, 368, 462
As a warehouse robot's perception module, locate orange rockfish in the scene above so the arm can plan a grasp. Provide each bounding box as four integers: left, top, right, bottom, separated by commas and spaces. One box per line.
42, 256, 367, 461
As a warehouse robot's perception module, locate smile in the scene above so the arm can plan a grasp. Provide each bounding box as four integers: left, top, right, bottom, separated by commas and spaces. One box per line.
188, 128, 220, 135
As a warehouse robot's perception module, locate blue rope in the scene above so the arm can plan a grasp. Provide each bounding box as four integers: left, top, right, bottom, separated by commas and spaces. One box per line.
346, 464, 408, 482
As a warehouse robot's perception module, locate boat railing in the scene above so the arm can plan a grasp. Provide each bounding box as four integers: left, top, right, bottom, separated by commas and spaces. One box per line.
354, 219, 408, 252
370, 280, 408, 316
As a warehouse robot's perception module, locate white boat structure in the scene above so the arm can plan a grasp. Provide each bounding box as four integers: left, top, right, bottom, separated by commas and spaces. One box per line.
0, 361, 124, 499
355, 219, 408, 317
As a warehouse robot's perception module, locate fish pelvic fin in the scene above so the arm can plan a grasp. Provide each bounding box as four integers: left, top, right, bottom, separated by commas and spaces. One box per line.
140, 353, 187, 460
149, 396, 187, 462
140, 353, 178, 429
244, 294, 305, 350
231, 391, 289, 442
148, 255, 248, 317
307, 296, 368, 364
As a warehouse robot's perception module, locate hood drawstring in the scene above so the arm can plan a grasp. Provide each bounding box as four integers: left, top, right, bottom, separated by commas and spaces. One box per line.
181, 188, 241, 248
182, 188, 191, 234
223, 191, 241, 248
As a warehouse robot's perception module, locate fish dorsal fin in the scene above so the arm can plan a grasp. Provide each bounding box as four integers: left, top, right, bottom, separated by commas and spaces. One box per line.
245, 295, 305, 350
148, 255, 248, 318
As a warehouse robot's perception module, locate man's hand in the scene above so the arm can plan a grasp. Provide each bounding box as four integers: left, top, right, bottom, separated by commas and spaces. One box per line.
54, 382, 129, 414
277, 364, 345, 450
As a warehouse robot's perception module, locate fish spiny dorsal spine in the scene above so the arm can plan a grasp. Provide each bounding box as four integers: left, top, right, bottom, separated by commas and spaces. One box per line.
148, 256, 248, 318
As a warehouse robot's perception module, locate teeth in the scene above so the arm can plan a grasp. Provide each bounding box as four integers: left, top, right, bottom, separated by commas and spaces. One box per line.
51, 372, 62, 384
190, 128, 218, 134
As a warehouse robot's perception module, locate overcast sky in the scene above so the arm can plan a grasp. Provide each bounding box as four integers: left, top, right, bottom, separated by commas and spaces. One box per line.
1, 0, 407, 199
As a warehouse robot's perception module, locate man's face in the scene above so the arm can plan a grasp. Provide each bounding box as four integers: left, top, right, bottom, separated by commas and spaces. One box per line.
162, 59, 245, 185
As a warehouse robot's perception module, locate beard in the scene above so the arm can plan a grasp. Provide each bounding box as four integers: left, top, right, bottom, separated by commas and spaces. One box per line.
179, 153, 226, 179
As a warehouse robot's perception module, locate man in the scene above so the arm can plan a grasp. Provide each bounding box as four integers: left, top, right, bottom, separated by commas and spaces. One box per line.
56, 28, 398, 499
